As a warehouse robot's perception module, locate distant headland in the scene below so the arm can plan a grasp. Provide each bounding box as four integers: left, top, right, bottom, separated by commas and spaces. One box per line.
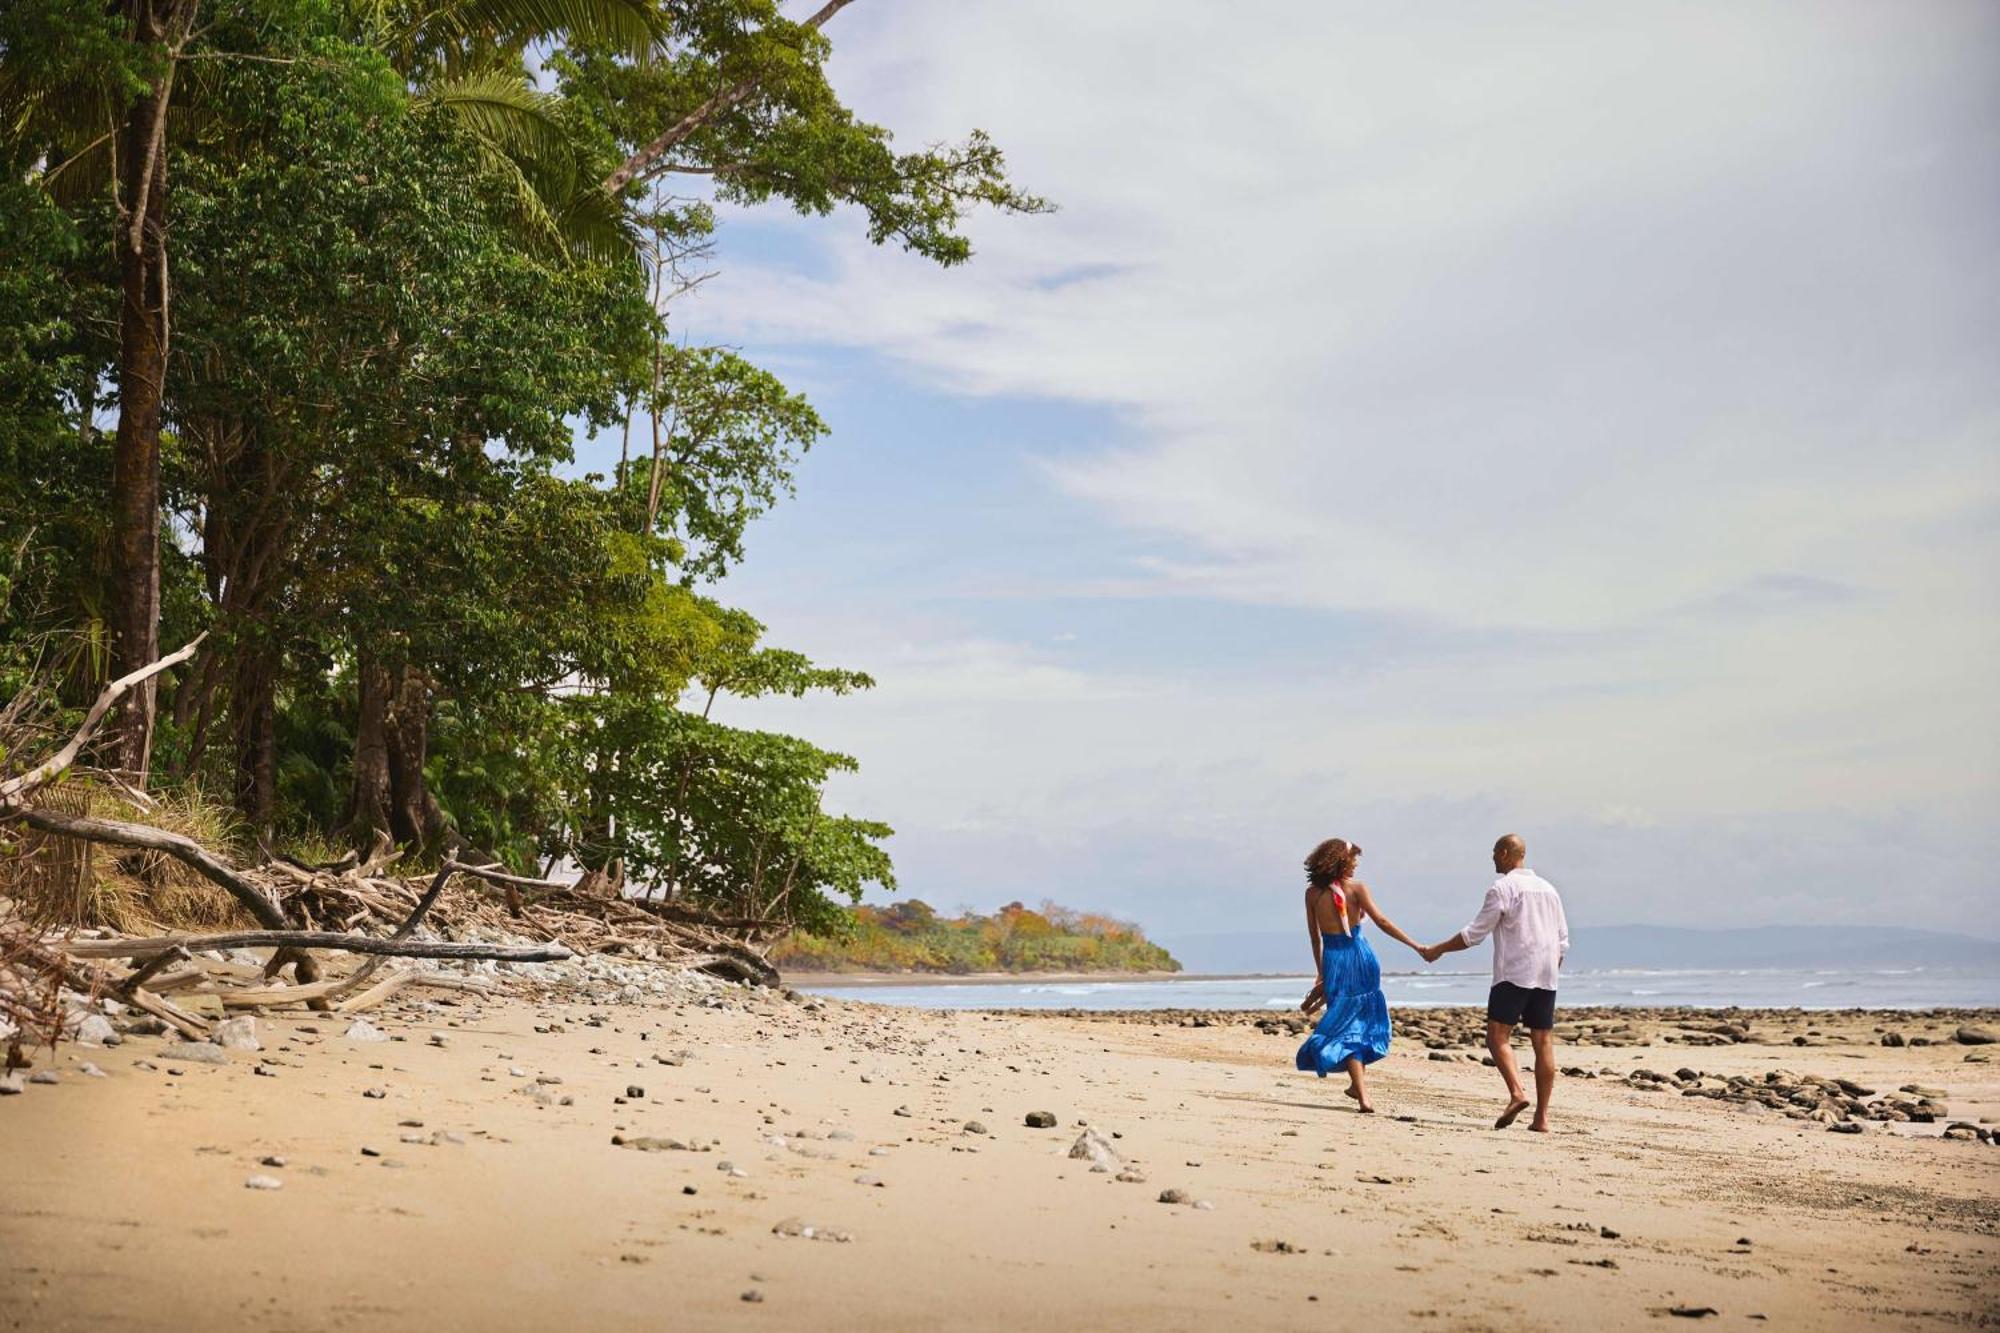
770, 900, 1182, 976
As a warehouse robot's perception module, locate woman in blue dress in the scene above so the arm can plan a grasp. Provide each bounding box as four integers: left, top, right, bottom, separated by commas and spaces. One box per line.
1294, 838, 1427, 1112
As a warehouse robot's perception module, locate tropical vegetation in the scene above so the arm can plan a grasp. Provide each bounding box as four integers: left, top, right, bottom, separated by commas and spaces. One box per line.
771, 900, 1183, 975
0, 0, 1046, 935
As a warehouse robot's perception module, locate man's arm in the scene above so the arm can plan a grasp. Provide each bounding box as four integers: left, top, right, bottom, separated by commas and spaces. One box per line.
1423, 885, 1505, 962
1556, 895, 1570, 970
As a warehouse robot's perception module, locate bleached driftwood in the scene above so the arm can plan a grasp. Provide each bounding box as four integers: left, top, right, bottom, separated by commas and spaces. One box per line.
59, 931, 571, 963
0, 634, 205, 804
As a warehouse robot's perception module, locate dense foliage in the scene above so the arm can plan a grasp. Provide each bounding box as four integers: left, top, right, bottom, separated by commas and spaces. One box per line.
0, 0, 1045, 932
771, 900, 1183, 975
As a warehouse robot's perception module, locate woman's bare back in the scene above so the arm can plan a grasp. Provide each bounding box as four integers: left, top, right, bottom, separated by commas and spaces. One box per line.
1308, 881, 1363, 936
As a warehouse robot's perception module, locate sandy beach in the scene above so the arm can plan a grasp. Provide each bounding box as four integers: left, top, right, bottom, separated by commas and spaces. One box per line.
3, 977, 1996, 1332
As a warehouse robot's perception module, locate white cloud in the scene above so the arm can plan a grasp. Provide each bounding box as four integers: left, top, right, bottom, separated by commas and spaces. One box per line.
697, 1, 2000, 932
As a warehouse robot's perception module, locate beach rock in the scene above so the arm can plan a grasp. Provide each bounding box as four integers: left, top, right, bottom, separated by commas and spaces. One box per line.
344, 1019, 390, 1043
162, 1041, 229, 1066
1955, 1025, 1997, 1045
1069, 1127, 1121, 1173
1115, 1169, 1148, 1184
962, 1120, 988, 1135
0, 1071, 24, 1096
771, 1217, 852, 1243
626, 1085, 645, 1099
1827, 1121, 1863, 1134
613, 1134, 706, 1152
78, 1062, 105, 1078
74, 1014, 118, 1047
244, 1174, 284, 1190
1158, 1188, 1191, 1205
741, 1291, 764, 1303
1024, 1110, 1057, 1128
1942, 1123, 1981, 1142
260, 1155, 286, 1167
1880, 1032, 1905, 1047
214, 1016, 261, 1052
28, 1070, 57, 1084
1428, 1051, 1456, 1062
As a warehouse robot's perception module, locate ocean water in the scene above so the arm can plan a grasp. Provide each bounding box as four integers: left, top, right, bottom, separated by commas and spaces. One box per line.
803, 967, 2000, 1012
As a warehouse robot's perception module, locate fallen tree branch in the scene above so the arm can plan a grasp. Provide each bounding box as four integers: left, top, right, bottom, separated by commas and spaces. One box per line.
321, 863, 455, 1001
57, 929, 570, 962
444, 858, 567, 893
333, 970, 414, 1013
0, 802, 291, 929
0, 634, 206, 803
4, 801, 290, 929
119, 945, 189, 996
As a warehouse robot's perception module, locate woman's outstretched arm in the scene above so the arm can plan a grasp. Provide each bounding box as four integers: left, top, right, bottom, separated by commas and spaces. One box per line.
1352, 882, 1424, 954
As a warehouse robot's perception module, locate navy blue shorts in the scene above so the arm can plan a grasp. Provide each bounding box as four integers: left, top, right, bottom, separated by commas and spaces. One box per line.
1487, 982, 1557, 1031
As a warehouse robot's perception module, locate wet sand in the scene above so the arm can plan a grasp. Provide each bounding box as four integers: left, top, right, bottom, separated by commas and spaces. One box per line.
2, 988, 1995, 1331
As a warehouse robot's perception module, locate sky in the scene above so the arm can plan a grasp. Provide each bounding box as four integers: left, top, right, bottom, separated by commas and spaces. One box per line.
574, 1, 2000, 945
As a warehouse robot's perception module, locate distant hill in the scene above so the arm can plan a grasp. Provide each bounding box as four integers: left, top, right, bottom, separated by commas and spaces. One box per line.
1157, 924, 2000, 976
774, 899, 1181, 975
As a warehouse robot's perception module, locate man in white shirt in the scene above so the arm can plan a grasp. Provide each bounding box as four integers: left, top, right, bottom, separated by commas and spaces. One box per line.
1423, 834, 1570, 1132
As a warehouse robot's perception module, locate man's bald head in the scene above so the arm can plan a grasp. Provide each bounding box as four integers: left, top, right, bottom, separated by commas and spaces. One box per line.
1493, 834, 1526, 872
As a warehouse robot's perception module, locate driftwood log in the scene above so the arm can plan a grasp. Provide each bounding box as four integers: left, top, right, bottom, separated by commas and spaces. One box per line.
60, 931, 571, 962
318, 863, 455, 1002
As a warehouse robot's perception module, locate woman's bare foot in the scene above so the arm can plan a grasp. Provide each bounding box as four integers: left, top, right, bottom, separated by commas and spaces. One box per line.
1494, 1096, 1531, 1129
1342, 1086, 1375, 1113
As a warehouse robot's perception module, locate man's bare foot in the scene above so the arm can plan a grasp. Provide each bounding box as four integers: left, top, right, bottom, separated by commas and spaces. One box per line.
1494, 1097, 1531, 1129
1528, 1120, 1550, 1133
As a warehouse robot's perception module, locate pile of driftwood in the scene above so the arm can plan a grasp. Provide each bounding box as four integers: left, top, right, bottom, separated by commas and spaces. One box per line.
0, 639, 780, 1052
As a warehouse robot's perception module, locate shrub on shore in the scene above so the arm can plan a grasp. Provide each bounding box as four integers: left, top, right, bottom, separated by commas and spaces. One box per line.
772, 899, 1180, 975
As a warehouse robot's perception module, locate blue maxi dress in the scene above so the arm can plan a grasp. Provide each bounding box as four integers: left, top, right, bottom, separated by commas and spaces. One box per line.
1295, 922, 1393, 1075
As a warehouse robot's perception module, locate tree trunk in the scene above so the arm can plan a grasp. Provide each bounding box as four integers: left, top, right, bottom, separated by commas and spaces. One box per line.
344, 656, 394, 849
108, 51, 173, 780
231, 651, 275, 835
383, 666, 449, 851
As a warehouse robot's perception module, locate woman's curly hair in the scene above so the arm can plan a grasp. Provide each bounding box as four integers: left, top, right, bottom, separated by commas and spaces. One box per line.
1305, 837, 1362, 889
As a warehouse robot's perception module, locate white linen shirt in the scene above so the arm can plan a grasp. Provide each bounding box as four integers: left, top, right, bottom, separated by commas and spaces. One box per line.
1460, 868, 1569, 991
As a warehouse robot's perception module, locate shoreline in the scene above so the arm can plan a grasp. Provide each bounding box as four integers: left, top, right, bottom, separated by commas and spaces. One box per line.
786, 969, 1203, 988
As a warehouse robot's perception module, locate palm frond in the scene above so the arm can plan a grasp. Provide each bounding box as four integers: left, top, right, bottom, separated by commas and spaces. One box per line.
402, 0, 660, 62
422, 68, 576, 195
556, 182, 640, 265
421, 67, 640, 266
